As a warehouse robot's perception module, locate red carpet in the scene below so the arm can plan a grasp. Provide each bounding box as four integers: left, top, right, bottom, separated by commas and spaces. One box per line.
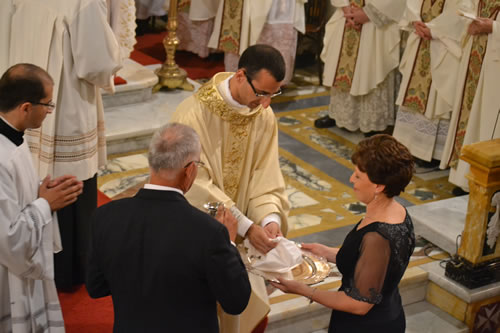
131, 31, 225, 79
58, 190, 114, 333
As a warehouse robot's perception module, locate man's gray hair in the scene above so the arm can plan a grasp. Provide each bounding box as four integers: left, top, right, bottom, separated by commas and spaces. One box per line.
148, 123, 201, 172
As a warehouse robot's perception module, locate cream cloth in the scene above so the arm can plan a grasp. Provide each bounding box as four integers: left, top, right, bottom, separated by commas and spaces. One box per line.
244, 237, 302, 280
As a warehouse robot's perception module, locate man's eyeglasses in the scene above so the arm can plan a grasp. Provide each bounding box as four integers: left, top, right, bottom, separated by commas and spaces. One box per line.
32, 101, 56, 110
244, 73, 282, 98
184, 160, 205, 168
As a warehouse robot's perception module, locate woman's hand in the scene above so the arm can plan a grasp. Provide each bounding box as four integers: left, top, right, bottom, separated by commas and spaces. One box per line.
271, 277, 310, 296
468, 18, 493, 35
301, 243, 339, 263
413, 21, 432, 40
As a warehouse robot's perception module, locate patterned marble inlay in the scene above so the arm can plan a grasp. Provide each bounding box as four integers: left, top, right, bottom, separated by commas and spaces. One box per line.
309, 133, 354, 160
280, 157, 332, 192
100, 173, 149, 198
279, 116, 301, 126
98, 153, 148, 176
305, 109, 328, 122
288, 214, 322, 231
286, 186, 319, 209
407, 188, 437, 201
343, 202, 366, 215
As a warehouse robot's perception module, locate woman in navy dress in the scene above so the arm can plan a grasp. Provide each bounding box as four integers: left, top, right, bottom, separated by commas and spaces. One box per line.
272, 134, 415, 332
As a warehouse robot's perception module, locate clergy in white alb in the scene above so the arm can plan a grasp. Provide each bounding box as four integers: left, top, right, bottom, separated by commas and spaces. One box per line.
177, 0, 220, 58
208, 0, 306, 84
7, 0, 122, 289
0, 64, 83, 333
440, 0, 500, 190
317, 0, 406, 132
393, 0, 470, 162
170, 45, 290, 333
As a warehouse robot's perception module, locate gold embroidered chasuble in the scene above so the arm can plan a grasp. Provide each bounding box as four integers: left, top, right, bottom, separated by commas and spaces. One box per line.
333, 0, 365, 92
448, 0, 500, 168
401, 0, 446, 113
170, 72, 290, 332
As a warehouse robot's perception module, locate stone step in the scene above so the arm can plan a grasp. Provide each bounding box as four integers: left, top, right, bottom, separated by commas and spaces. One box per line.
103, 67, 200, 155
407, 196, 468, 256
267, 266, 429, 333
277, 301, 468, 333
311, 299, 470, 333
405, 301, 469, 333
102, 59, 158, 108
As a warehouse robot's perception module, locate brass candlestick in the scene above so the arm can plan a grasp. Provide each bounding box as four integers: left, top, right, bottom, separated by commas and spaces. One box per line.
153, 0, 194, 92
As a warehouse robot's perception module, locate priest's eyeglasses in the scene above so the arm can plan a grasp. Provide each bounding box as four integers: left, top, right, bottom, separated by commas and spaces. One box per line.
184, 160, 205, 168
244, 73, 282, 98
32, 101, 56, 110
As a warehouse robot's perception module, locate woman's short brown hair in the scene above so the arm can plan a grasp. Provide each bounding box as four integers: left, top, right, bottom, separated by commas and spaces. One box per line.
351, 134, 414, 198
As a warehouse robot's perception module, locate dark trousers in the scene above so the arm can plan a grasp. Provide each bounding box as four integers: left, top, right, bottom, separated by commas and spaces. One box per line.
54, 174, 97, 290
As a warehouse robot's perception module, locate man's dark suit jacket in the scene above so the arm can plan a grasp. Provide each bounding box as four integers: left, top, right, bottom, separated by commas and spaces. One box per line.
86, 188, 251, 333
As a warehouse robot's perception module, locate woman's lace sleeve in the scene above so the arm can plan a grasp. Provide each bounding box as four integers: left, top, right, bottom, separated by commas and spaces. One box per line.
344, 231, 391, 304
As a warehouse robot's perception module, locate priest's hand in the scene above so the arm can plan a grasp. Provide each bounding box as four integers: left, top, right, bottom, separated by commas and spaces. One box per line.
343, 6, 356, 28
39, 175, 83, 211
413, 21, 432, 40
301, 243, 339, 263
345, 7, 369, 30
246, 224, 278, 254
47, 175, 78, 188
263, 222, 282, 239
215, 205, 238, 242
468, 18, 493, 35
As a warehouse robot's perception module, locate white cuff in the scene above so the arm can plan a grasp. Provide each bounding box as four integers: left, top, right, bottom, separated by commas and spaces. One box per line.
32, 198, 52, 224
229, 206, 254, 237
261, 213, 281, 228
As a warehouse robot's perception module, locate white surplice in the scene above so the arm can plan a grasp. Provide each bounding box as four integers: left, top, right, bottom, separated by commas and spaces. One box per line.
177, 0, 220, 58
107, 0, 137, 60
440, 0, 500, 189
0, 133, 63, 333
0, 0, 14, 74
9, 0, 122, 181
393, 0, 469, 161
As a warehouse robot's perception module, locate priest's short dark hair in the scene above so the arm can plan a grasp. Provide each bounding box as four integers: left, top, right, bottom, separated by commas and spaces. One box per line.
0, 63, 53, 112
238, 44, 286, 82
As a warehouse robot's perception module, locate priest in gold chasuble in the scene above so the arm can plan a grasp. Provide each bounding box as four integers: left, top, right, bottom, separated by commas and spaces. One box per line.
170, 45, 290, 333
393, 0, 470, 162
440, 0, 500, 190
316, 0, 406, 132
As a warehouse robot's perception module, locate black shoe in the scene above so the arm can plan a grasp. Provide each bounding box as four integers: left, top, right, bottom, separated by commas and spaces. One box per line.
452, 186, 468, 196
314, 116, 336, 128
415, 158, 440, 168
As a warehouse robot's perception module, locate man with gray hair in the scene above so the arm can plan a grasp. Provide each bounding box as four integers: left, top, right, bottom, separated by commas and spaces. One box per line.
86, 123, 251, 332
